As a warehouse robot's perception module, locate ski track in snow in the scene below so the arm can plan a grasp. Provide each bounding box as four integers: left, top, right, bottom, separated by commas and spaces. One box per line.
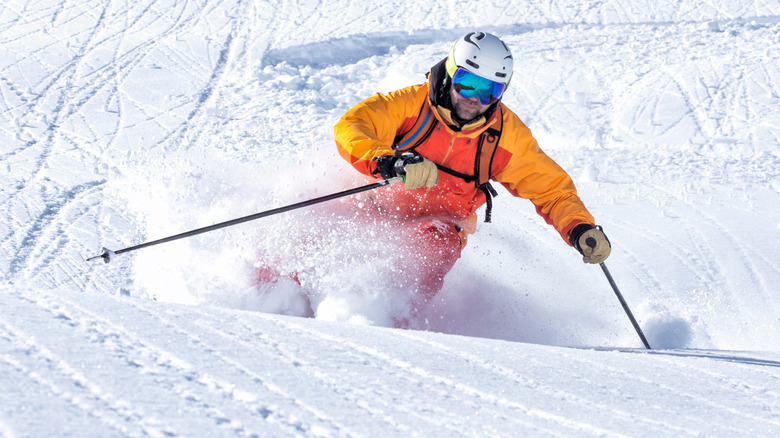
2, 287, 339, 437
3, 286, 780, 436
2, 0, 780, 435
394, 329, 780, 436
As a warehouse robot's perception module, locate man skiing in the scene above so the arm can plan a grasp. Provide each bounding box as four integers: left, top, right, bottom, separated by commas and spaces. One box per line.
335, 31, 610, 302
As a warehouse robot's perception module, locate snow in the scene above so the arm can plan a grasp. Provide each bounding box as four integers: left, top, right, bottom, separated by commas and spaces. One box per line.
1, 0, 780, 436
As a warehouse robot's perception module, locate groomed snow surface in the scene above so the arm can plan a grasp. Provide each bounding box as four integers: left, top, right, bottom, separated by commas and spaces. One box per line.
2, 0, 780, 436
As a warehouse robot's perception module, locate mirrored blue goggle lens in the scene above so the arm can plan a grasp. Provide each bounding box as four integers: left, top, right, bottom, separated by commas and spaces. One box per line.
452, 68, 506, 105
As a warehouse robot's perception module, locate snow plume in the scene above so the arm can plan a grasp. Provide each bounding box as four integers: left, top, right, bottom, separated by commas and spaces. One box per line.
111, 124, 422, 326
248, 201, 418, 326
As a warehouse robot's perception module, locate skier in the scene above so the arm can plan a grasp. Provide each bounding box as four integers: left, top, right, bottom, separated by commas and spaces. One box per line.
334, 31, 611, 301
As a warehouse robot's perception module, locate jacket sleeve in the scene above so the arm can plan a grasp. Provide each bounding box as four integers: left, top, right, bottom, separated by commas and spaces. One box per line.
334, 85, 426, 177
493, 114, 595, 244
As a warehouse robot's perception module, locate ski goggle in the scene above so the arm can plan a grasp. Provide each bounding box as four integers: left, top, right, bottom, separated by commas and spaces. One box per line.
451, 67, 507, 105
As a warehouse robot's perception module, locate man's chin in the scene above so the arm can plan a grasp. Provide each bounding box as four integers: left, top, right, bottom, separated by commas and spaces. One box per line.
457, 110, 480, 120
457, 102, 486, 119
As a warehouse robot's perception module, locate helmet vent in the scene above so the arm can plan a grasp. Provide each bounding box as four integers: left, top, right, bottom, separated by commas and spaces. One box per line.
448, 31, 513, 85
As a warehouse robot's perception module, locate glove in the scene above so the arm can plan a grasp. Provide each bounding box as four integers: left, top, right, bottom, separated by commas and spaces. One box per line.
571, 224, 611, 264
402, 157, 438, 189
374, 152, 438, 190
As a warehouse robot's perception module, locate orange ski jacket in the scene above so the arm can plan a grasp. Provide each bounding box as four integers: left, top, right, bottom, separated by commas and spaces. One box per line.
334, 82, 594, 245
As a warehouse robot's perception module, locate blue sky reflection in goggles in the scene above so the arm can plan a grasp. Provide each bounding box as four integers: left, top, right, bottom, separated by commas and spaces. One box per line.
452, 68, 507, 105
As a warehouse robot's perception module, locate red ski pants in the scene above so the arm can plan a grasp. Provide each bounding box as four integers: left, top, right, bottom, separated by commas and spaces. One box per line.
394, 218, 462, 300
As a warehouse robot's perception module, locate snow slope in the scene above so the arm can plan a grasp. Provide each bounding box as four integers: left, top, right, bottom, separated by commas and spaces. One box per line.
2, 0, 780, 435
3, 285, 780, 437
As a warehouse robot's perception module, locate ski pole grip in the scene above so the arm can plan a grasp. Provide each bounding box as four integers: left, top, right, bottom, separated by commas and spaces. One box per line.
586, 237, 597, 248
393, 151, 424, 176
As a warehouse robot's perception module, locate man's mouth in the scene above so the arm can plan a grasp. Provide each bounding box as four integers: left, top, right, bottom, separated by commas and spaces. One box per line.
462, 99, 480, 109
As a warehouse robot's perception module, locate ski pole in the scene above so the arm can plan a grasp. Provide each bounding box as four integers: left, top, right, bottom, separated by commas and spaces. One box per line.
87, 176, 404, 264
586, 237, 652, 349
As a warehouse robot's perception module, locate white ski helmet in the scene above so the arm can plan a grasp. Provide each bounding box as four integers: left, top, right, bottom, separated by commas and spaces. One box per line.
445, 31, 513, 85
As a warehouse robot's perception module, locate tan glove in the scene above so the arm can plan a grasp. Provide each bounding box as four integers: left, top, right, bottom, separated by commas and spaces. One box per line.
402, 158, 438, 189
578, 227, 611, 264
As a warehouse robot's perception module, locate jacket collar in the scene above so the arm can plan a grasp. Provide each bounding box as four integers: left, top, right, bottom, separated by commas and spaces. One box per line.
434, 105, 492, 133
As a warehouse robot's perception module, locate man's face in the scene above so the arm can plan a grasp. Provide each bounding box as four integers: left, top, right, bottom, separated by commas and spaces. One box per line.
449, 84, 491, 121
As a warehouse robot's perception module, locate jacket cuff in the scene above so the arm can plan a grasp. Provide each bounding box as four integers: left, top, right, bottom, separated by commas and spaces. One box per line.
569, 223, 595, 253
